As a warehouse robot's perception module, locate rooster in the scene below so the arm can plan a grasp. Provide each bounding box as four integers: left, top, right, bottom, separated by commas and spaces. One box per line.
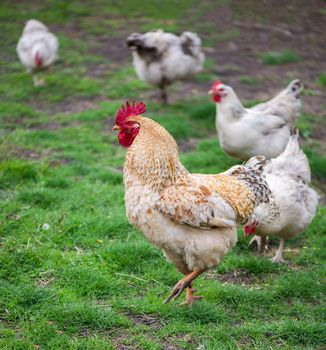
126, 30, 205, 104
209, 79, 303, 160
244, 129, 318, 263
113, 101, 271, 304
17, 19, 59, 86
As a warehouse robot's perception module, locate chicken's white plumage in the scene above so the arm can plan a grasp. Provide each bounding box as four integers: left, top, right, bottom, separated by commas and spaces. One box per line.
245, 130, 318, 262
17, 19, 58, 83
211, 80, 303, 160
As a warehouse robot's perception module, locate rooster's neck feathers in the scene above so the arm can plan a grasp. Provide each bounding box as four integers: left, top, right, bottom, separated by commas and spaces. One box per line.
124, 116, 189, 190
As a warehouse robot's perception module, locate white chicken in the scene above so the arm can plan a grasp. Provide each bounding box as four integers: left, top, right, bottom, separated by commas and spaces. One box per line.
244, 129, 319, 263
17, 19, 59, 86
113, 101, 271, 304
126, 29, 205, 104
209, 79, 303, 160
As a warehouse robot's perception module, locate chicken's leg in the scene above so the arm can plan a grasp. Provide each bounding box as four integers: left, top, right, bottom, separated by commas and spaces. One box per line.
32, 73, 45, 87
163, 270, 205, 304
159, 80, 168, 105
272, 238, 286, 263
249, 235, 268, 253
182, 286, 203, 306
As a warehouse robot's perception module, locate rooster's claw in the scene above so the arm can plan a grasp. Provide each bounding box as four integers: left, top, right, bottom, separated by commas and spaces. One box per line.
163, 279, 190, 304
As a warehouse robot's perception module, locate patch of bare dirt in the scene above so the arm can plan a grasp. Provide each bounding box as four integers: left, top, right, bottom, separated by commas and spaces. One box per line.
126, 312, 164, 329
90, 34, 130, 65
200, 0, 326, 115
30, 98, 100, 115
163, 333, 196, 350
110, 330, 144, 350
313, 125, 326, 147
9, 146, 73, 165
29, 122, 62, 131
11, 147, 51, 160
49, 157, 73, 166
209, 268, 259, 285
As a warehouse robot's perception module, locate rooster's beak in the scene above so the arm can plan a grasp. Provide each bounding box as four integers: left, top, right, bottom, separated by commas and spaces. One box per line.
208, 89, 214, 95
113, 125, 120, 131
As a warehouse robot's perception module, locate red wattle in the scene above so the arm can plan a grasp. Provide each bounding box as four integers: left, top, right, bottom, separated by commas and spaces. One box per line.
213, 94, 221, 103
118, 127, 140, 148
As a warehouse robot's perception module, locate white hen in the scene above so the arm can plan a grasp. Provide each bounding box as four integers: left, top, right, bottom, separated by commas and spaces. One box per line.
209, 80, 303, 160
17, 19, 59, 86
243, 129, 319, 263
127, 29, 205, 103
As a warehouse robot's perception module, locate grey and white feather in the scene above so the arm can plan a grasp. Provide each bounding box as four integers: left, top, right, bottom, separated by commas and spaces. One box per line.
246, 130, 319, 263
126, 29, 204, 103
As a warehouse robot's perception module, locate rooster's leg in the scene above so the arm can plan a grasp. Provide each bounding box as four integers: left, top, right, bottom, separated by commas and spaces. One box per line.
163, 270, 205, 304
272, 238, 286, 263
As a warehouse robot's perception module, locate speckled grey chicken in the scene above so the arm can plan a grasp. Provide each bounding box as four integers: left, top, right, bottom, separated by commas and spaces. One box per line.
127, 30, 204, 104
244, 129, 319, 263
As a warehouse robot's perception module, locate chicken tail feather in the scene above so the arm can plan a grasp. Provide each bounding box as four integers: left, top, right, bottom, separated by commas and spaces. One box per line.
266, 128, 311, 183
286, 79, 303, 97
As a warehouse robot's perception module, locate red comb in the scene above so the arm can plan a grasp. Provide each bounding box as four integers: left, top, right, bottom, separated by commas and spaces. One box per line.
115, 101, 146, 126
211, 81, 223, 89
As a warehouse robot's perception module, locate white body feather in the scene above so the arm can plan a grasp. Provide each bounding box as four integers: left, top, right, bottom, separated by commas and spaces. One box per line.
215, 80, 303, 160
17, 19, 58, 71
250, 132, 318, 240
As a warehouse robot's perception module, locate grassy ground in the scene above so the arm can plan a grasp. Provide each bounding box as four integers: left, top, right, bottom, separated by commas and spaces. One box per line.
0, 0, 325, 349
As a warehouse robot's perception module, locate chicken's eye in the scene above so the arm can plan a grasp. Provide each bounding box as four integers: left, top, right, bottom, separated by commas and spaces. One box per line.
218, 88, 224, 92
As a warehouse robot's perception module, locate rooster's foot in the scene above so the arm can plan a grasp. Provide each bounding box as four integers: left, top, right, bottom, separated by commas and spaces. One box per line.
180, 288, 203, 306
163, 277, 191, 304
163, 270, 204, 304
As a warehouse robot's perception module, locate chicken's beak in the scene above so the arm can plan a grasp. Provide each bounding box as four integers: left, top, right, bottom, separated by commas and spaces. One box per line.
113, 125, 120, 131
208, 89, 214, 95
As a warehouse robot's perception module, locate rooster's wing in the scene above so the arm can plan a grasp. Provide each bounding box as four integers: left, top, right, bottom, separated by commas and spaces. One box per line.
156, 181, 237, 229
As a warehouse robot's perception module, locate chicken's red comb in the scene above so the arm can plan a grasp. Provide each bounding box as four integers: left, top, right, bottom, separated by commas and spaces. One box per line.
115, 101, 146, 126
210, 81, 223, 90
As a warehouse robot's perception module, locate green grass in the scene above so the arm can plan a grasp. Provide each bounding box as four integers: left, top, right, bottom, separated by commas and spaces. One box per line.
0, 0, 325, 349
260, 50, 302, 65
239, 76, 259, 85
317, 73, 326, 87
